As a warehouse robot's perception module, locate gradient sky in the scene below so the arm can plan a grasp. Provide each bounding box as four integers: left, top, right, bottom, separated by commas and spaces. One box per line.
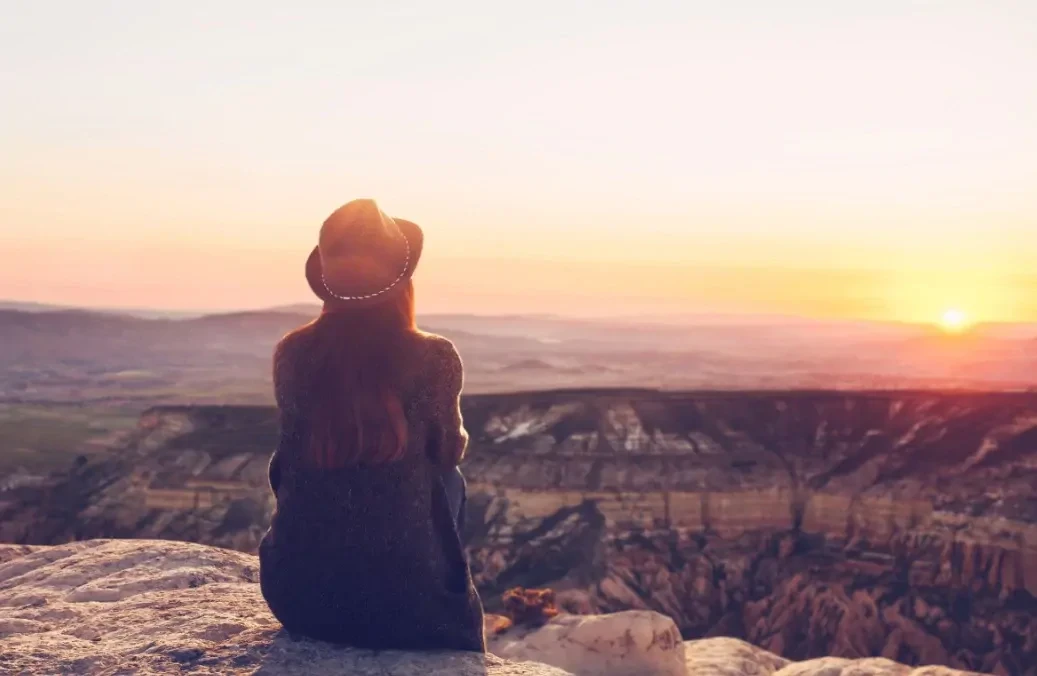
2, 1, 1035, 322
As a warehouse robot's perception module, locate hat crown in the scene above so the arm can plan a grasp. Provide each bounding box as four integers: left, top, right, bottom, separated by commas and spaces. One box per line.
316, 199, 409, 299
319, 199, 402, 255
305, 198, 424, 306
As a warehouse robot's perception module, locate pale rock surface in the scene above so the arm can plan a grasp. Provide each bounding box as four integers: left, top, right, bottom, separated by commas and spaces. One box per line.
682, 637, 790, 675
680, 641, 987, 676
489, 610, 686, 676
771, 656, 984, 676
0, 540, 572, 676
488, 617, 989, 676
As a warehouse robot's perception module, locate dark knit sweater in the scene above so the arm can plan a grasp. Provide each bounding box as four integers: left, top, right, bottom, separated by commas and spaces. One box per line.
258, 327, 486, 652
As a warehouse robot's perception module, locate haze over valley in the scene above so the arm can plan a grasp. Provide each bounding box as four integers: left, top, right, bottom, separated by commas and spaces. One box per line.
2, 303, 1035, 411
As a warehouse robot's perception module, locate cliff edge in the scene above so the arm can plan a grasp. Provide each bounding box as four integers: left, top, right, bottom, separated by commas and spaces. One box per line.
0, 540, 986, 675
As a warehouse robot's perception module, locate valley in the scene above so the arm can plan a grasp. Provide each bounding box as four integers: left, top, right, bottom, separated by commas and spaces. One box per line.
1, 389, 1035, 673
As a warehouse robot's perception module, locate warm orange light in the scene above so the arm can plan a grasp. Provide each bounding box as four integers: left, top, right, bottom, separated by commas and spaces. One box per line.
940, 308, 969, 333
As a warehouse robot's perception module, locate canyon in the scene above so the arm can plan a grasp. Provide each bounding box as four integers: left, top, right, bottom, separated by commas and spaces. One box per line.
1, 389, 1035, 674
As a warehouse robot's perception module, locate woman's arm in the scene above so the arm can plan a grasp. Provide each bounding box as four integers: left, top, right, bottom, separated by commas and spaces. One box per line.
268, 336, 298, 494
428, 337, 470, 467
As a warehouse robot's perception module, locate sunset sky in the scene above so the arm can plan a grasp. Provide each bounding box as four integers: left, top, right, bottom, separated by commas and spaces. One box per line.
2, 2, 1035, 323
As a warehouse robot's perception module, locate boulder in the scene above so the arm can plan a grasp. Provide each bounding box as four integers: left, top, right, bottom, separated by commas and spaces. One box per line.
489, 610, 686, 676
682, 637, 790, 675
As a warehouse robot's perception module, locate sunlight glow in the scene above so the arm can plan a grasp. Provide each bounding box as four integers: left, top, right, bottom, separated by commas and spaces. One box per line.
940, 308, 969, 333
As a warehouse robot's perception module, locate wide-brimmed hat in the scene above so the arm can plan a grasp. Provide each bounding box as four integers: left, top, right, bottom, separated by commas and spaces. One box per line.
305, 199, 424, 306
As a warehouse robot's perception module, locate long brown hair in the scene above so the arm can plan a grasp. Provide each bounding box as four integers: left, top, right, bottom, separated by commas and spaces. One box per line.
283, 280, 417, 468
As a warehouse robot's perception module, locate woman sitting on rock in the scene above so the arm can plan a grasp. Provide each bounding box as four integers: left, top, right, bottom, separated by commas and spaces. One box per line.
259, 199, 485, 652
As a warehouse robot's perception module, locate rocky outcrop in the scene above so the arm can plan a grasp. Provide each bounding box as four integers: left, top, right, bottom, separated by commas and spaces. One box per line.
0, 540, 570, 676
0, 540, 987, 676
1, 391, 1036, 672
488, 612, 984, 675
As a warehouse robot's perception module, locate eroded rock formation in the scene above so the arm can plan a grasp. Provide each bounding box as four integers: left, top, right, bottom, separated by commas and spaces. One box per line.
458, 391, 1037, 674
1, 390, 1035, 673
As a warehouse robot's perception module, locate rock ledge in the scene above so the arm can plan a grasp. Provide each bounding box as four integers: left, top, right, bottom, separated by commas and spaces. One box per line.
0, 540, 567, 675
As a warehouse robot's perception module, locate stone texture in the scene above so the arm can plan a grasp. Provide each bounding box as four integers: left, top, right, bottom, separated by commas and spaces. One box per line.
682, 637, 790, 675
0, 540, 571, 676
490, 610, 686, 676
772, 657, 981, 676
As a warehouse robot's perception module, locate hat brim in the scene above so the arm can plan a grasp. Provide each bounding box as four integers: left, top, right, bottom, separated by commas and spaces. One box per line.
305, 217, 424, 306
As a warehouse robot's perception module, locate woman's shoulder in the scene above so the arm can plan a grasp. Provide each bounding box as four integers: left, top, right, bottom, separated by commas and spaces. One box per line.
273, 321, 318, 375
412, 330, 464, 380
280, 318, 323, 348
413, 330, 460, 356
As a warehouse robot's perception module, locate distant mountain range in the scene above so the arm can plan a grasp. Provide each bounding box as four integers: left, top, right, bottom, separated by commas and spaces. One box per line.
0, 302, 1035, 405
6, 298, 1034, 338
0, 300, 206, 320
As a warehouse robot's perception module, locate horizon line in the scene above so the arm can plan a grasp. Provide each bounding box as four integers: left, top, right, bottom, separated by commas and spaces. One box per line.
2, 297, 1036, 329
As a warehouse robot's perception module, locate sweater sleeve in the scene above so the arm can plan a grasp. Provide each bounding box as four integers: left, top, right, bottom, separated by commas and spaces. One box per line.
427, 337, 470, 467
269, 336, 298, 494
272, 337, 298, 415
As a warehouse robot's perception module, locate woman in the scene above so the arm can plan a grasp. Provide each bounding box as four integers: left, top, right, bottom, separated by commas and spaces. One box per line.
258, 199, 486, 652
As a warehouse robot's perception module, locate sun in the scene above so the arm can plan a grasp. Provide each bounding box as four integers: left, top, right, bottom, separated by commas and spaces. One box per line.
939, 308, 969, 333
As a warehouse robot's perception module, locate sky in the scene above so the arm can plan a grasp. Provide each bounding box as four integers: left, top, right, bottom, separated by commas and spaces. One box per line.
1, 1, 1035, 323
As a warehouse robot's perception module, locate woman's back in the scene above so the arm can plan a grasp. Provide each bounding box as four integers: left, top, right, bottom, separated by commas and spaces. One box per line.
259, 316, 485, 652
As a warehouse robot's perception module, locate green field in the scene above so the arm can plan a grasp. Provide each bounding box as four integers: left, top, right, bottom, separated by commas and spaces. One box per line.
0, 404, 141, 475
